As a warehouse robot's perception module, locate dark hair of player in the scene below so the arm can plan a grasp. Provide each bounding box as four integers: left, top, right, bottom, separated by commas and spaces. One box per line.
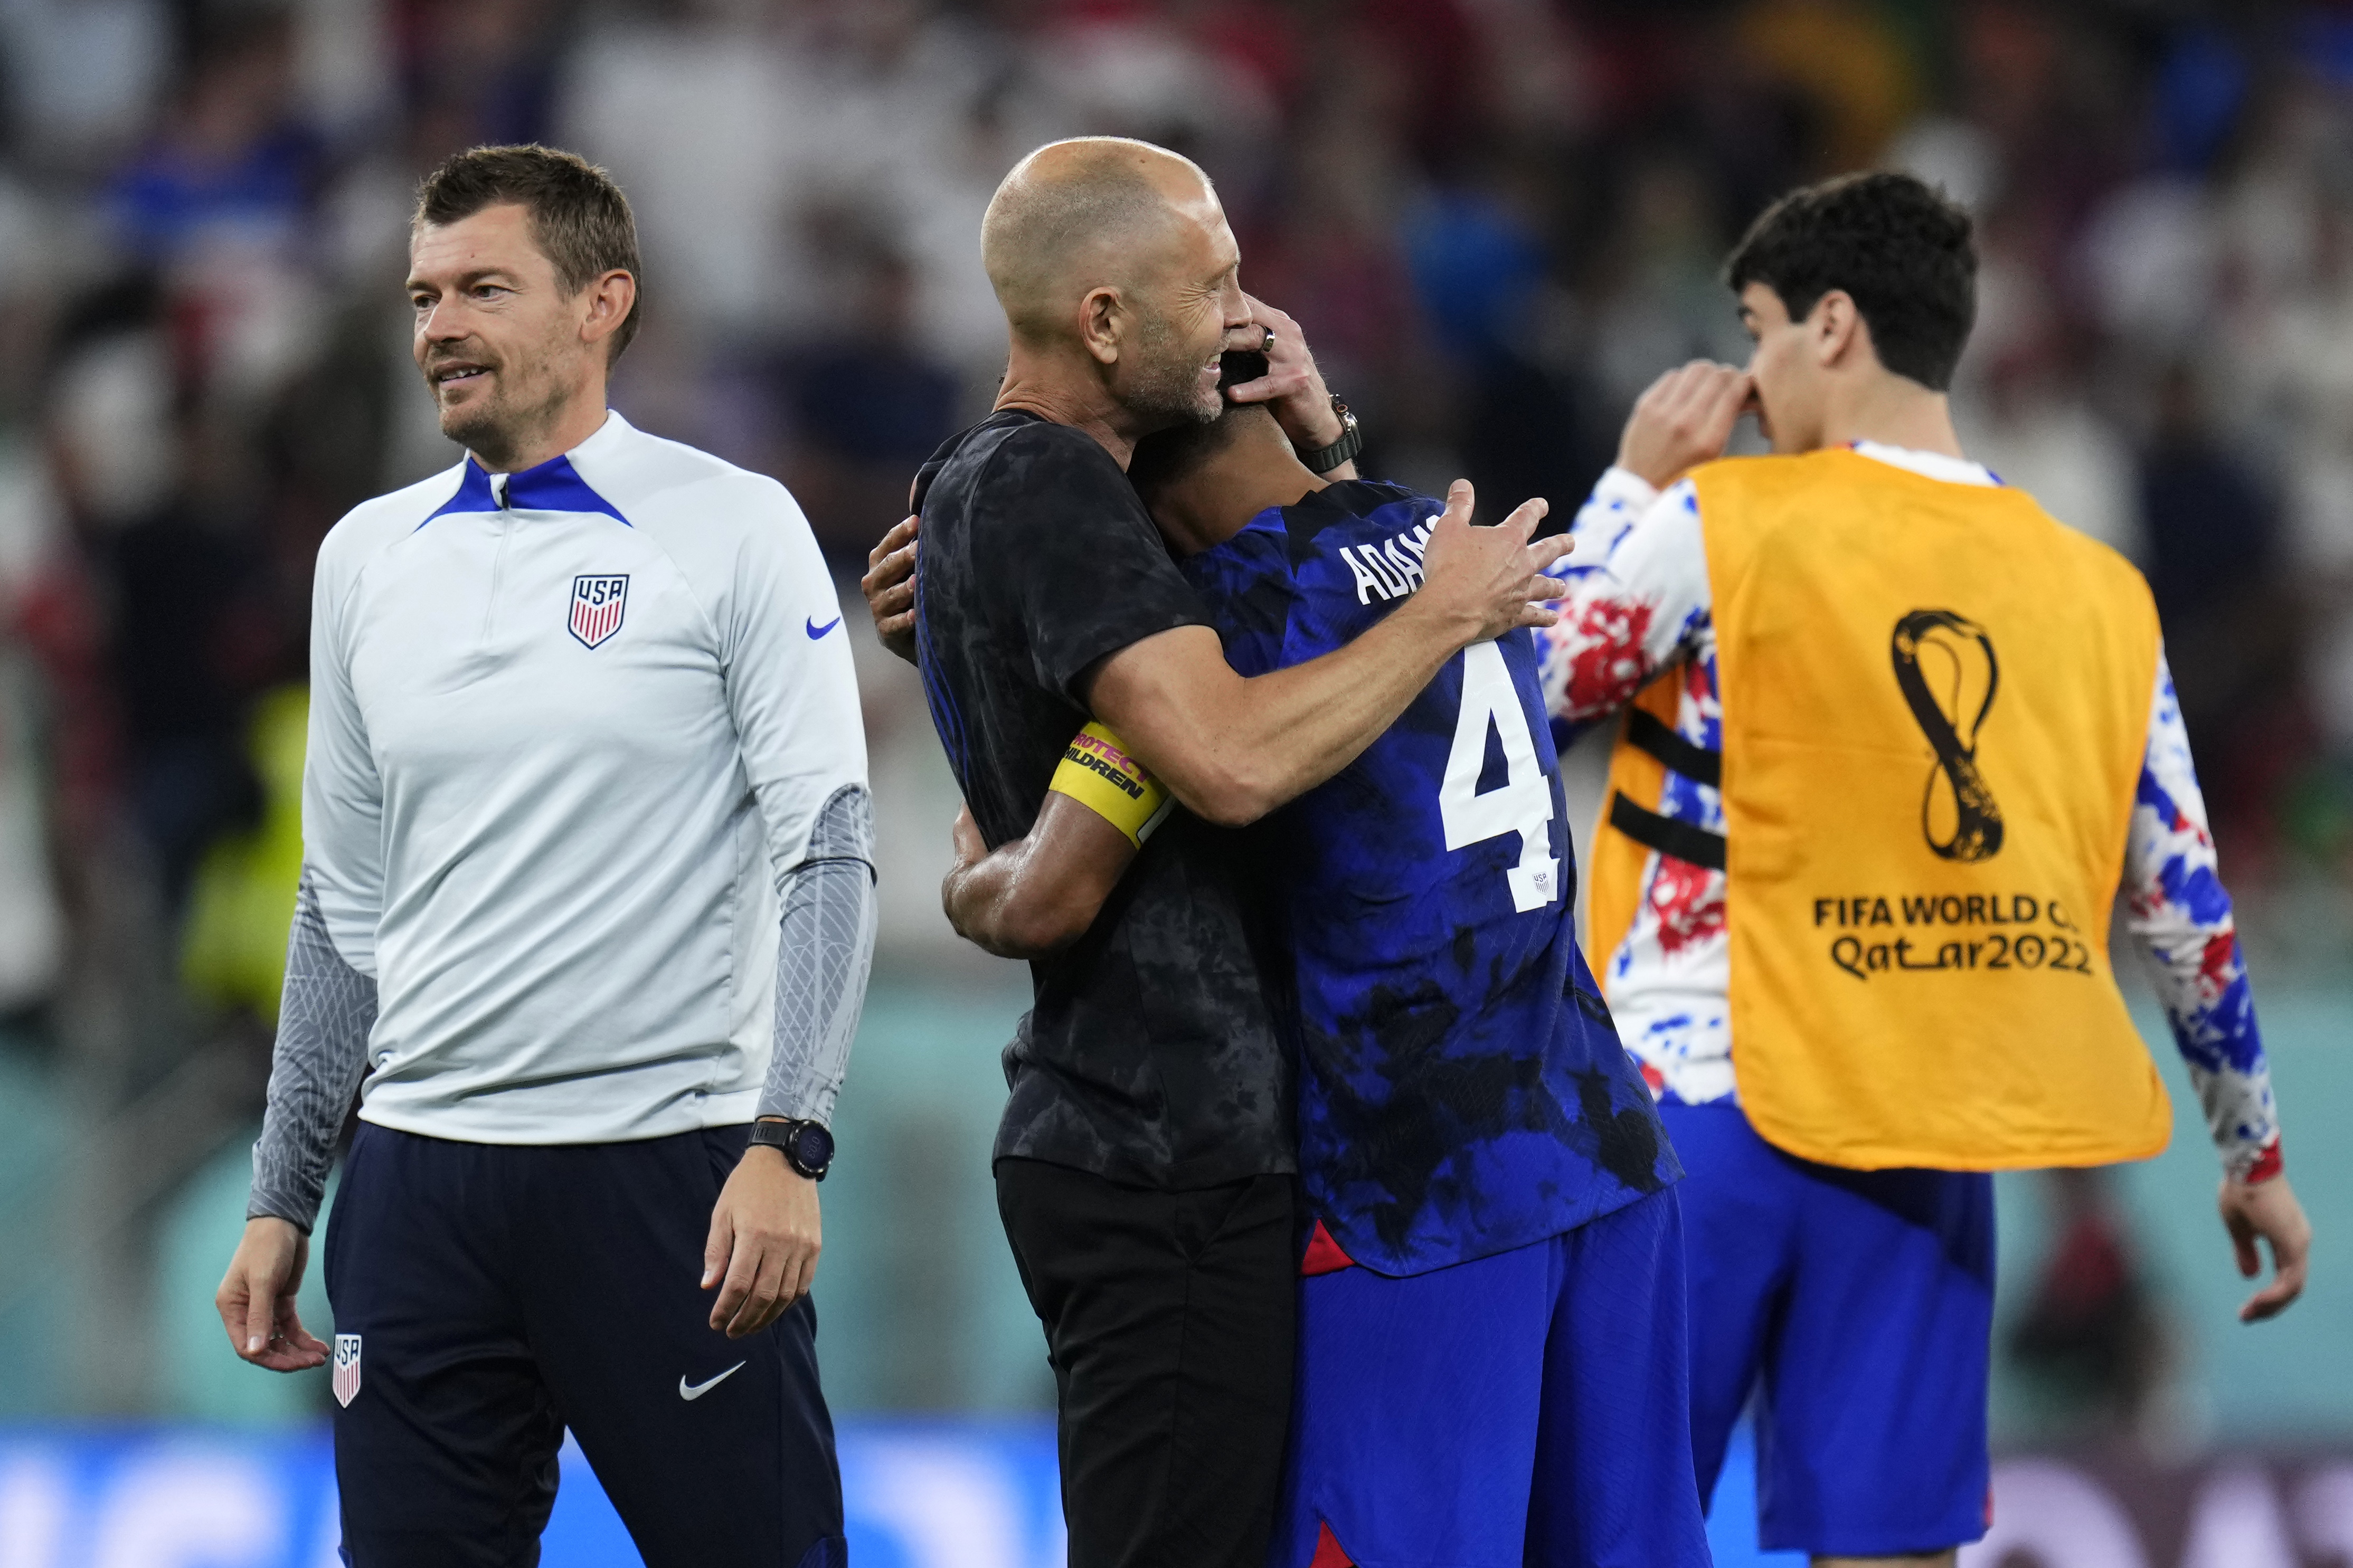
1129, 350, 1274, 499
1722, 171, 1976, 392
414, 144, 645, 360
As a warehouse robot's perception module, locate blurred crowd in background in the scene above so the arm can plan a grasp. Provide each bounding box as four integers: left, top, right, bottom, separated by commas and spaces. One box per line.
0, 0, 2342, 1436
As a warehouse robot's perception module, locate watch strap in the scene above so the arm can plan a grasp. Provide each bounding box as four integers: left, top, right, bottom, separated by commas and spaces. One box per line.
1296, 398, 1364, 475
748, 1118, 833, 1181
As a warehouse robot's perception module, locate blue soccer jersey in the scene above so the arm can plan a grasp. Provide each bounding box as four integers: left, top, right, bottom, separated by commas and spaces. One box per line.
1184, 481, 1679, 1276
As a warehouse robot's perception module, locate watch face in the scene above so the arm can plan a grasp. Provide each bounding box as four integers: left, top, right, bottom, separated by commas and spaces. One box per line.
791, 1123, 835, 1172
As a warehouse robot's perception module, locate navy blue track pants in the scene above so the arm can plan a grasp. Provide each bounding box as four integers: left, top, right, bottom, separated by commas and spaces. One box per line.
324, 1121, 845, 1567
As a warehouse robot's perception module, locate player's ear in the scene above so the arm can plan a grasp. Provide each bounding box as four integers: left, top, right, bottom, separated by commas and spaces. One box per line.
1078, 284, 1124, 367
1813, 290, 1863, 369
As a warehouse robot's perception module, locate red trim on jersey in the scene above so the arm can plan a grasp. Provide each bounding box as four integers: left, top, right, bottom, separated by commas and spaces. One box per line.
1310, 1521, 1356, 1567
1300, 1219, 1357, 1277
2243, 1136, 2284, 1184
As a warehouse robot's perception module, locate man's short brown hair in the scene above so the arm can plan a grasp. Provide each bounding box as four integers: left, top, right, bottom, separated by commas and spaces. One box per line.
1723, 171, 1975, 392
414, 144, 645, 360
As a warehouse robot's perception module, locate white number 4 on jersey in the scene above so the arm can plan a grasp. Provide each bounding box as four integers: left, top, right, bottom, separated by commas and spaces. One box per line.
1440, 641, 1560, 913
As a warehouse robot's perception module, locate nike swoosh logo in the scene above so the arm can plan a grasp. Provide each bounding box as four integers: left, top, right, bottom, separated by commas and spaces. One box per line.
806, 616, 842, 639
678, 1361, 747, 1401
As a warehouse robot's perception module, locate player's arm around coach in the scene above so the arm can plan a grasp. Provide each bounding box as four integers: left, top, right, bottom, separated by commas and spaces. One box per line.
871, 482, 1561, 834
865, 332, 1565, 831
866, 139, 1568, 1568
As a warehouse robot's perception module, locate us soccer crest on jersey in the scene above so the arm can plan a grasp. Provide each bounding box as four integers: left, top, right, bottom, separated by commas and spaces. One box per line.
569, 574, 629, 649
333, 1333, 363, 1407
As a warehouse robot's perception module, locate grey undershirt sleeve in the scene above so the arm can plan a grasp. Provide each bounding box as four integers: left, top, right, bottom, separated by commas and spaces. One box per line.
247, 871, 377, 1232
761, 783, 877, 1125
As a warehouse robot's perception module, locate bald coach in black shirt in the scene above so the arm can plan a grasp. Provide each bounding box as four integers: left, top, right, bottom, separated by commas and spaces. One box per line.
867, 136, 1566, 1568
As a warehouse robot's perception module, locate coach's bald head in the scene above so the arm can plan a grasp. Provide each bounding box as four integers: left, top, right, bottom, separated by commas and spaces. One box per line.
984, 138, 1211, 340
984, 137, 1251, 438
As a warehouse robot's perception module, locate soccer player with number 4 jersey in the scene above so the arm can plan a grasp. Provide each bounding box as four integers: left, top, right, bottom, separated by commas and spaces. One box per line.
1541, 172, 2312, 1565
937, 360, 1711, 1568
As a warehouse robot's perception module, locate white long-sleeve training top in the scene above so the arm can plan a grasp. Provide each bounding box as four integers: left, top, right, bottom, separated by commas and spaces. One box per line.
289, 410, 868, 1147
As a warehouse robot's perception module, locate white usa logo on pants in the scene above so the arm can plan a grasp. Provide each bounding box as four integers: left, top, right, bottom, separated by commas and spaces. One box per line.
333, 1334, 362, 1407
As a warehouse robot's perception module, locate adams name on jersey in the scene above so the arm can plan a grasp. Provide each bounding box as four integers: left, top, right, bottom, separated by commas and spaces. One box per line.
1182, 480, 1678, 1276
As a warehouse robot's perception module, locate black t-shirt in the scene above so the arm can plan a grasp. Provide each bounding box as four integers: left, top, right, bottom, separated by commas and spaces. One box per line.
912, 410, 1294, 1189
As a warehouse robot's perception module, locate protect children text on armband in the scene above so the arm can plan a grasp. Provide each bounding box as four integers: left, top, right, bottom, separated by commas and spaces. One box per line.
1050, 723, 1175, 846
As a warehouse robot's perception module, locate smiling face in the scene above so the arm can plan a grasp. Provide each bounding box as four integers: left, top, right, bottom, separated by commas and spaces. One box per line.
1114, 184, 1250, 427
408, 203, 617, 470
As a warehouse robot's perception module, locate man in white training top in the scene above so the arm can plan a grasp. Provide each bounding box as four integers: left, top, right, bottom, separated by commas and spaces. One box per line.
213, 145, 870, 1568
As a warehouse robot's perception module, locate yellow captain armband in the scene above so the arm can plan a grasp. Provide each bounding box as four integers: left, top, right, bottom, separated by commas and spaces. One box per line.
1050, 723, 1175, 847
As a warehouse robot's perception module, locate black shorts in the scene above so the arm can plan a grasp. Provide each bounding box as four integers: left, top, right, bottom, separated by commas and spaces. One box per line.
996, 1157, 1298, 1568
323, 1122, 845, 1568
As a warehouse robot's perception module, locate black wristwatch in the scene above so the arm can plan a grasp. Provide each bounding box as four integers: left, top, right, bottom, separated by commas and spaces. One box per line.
749, 1118, 835, 1181
1295, 396, 1364, 475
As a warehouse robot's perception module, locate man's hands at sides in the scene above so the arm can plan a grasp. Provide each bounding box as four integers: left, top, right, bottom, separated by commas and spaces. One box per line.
704, 1136, 822, 1338
1618, 360, 1754, 490
222, 1165, 824, 1361
2220, 1172, 2312, 1324
865, 514, 920, 665
225, 1138, 830, 1351
1404, 480, 1569, 647
216, 1217, 330, 1372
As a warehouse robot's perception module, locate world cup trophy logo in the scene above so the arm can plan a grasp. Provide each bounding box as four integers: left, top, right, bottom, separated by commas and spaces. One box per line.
1890, 609, 2004, 862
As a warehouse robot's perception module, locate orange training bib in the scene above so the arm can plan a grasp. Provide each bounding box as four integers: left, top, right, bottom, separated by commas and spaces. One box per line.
1592, 449, 2172, 1171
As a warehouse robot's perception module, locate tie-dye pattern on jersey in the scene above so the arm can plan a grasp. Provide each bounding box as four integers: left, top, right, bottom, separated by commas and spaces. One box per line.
1536, 454, 2281, 1181
1183, 480, 1678, 1277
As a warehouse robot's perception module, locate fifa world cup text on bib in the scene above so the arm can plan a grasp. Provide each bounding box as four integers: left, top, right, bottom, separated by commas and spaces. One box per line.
1588, 448, 2170, 1171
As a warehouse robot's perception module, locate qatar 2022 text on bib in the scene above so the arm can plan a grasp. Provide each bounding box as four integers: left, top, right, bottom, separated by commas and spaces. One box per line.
1593, 448, 2172, 1172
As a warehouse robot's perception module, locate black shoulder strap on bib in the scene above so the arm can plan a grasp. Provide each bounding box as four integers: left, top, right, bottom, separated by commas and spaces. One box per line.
1624, 706, 1721, 788
1608, 792, 1727, 872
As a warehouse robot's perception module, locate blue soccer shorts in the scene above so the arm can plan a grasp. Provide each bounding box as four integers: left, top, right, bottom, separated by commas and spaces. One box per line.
1272, 1186, 1709, 1568
1665, 1100, 1996, 1557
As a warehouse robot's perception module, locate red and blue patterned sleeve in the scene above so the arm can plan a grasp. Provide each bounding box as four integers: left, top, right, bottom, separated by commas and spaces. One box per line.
2123, 648, 2283, 1182
1534, 469, 1714, 745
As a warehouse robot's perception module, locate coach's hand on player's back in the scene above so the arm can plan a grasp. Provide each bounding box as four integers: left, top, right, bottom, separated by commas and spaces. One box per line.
704, 1136, 823, 1337
865, 514, 920, 665
216, 1216, 331, 1372
2220, 1172, 2312, 1323
1406, 480, 1570, 647
1618, 360, 1754, 490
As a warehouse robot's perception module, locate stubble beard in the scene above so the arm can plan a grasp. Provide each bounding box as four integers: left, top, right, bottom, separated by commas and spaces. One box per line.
433, 343, 565, 471
1121, 309, 1222, 431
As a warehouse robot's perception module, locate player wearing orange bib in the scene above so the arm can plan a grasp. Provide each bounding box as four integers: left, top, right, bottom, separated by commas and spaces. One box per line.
1538, 173, 2312, 1566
